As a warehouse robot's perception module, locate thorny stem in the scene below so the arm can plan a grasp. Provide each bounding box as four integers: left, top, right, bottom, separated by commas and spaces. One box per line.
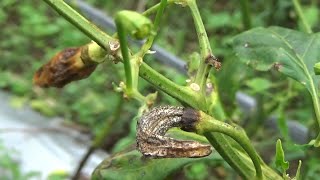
197, 112, 263, 179
138, 0, 167, 57
292, 0, 313, 33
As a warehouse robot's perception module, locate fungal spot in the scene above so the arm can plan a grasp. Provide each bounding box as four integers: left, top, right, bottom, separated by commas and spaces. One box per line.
206, 82, 213, 95
206, 82, 212, 89
273, 62, 282, 71
190, 83, 200, 92
109, 41, 120, 51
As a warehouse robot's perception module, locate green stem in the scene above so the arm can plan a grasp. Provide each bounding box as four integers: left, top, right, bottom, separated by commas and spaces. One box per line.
42, 0, 114, 50
138, 0, 167, 57
187, 0, 215, 94
183, 1, 264, 177
239, 0, 252, 29
142, 0, 179, 16
41, 1, 280, 178
115, 19, 133, 91
311, 90, 320, 146
292, 0, 313, 33
139, 63, 199, 107
197, 112, 263, 179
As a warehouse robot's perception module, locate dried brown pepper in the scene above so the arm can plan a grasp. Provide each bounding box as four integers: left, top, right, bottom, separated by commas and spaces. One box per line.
136, 106, 212, 158
33, 46, 97, 88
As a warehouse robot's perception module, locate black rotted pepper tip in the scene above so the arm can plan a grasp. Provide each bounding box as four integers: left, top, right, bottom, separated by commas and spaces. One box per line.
181, 107, 200, 132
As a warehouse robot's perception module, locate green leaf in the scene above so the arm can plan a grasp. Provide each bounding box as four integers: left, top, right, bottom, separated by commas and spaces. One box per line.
275, 139, 289, 173
298, 6, 319, 31
233, 27, 320, 144
233, 26, 320, 94
92, 150, 219, 180
245, 78, 272, 93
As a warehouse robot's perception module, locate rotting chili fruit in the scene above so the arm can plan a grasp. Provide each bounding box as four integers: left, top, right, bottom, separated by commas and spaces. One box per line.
33, 47, 97, 88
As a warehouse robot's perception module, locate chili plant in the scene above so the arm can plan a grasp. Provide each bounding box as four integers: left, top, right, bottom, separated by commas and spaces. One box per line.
34, 0, 320, 179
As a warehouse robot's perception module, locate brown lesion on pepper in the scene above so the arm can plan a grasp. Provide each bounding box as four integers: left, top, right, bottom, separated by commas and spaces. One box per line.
180, 107, 200, 132
136, 106, 212, 158
33, 46, 97, 88
205, 54, 221, 70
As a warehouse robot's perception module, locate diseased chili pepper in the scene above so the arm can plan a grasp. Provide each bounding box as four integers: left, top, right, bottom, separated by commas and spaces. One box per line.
33, 46, 97, 88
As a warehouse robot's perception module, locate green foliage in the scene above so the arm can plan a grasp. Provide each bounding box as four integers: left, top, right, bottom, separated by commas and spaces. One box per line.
2, 0, 320, 179
233, 27, 320, 94
92, 150, 219, 180
275, 139, 289, 174
233, 26, 320, 145
246, 78, 272, 94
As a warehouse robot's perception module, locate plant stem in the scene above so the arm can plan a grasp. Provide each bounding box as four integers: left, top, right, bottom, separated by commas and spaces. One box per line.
196, 112, 263, 179
239, 0, 252, 29
187, 0, 215, 95
142, 0, 179, 16
42, 0, 280, 178
292, 0, 313, 33
311, 90, 320, 146
115, 19, 133, 91
138, 0, 167, 57
42, 0, 115, 50
139, 63, 199, 107
183, 1, 266, 177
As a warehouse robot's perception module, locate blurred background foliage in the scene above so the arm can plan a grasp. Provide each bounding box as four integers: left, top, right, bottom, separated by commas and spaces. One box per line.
1, 0, 320, 179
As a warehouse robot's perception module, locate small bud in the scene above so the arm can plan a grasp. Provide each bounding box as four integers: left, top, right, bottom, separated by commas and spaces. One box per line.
115, 10, 153, 40
314, 62, 320, 75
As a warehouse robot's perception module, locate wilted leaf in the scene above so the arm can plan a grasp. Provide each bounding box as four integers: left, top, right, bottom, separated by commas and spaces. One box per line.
233, 26, 320, 95
92, 150, 219, 180
275, 139, 289, 172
